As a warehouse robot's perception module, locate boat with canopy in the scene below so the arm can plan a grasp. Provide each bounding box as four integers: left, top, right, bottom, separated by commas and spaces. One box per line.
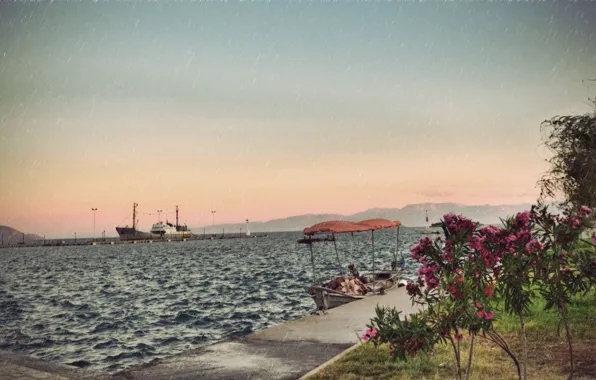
298, 218, 406, 311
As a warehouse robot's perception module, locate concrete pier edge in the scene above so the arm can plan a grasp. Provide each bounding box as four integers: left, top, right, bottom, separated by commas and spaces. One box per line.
0, 350, 111, 379
298, 342, 362, 379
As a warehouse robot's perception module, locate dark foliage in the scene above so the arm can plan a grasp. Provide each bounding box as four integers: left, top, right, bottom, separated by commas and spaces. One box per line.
538, 96, 596, 209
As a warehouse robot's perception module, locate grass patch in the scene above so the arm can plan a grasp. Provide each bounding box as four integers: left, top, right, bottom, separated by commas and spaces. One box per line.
309, 293, 596, 380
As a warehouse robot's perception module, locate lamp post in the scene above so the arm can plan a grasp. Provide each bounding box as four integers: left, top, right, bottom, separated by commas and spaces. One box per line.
157, 209, 163, 222
92, 208, 97, 241
211, 210, 216, 232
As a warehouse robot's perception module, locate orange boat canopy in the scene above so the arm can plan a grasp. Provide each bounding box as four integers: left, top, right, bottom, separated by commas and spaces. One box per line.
303, 218, 402, 235
355, 218, 402, 230
303, 221, 372, 235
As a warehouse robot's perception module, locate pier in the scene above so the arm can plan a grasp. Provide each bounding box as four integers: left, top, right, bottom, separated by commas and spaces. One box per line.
0, 287, 419, 380
0, 234, 269, 250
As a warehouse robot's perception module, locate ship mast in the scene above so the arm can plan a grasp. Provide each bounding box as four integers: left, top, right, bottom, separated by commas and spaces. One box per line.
176, 205, 179, 228
133, 203, 138, 230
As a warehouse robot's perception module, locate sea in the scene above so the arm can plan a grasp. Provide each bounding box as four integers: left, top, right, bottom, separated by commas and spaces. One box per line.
0, 228, 425, 373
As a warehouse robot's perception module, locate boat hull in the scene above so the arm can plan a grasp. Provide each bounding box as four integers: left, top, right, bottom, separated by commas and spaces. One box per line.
311, 289, 363, 310
115, 227, 192, 241
309, 270, 400, 311
115, 227, 152, 241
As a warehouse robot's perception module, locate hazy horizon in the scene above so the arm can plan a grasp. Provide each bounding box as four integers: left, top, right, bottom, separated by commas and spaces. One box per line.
2, 200, 534, 239
1, 2, 595, 238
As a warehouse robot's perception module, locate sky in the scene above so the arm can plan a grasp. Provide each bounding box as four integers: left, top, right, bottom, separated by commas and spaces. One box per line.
0, 1, 595, 238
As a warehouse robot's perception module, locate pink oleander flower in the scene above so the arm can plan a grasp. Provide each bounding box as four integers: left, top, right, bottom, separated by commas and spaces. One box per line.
362, 327, 377, 342
515, 210, 531, 229
447, 284, 461, 299
411, 237, 433, 261
484, 283, 494, 297
427, 277, 439, 289
579, 205, 592, 218
479, 225, 500, 236
454, 333, 463, 341
468, 235, 488, 251
477, 310, 485, 318
516, 229, 532, 243
406, 281, 420, 296
484, 310, 494, 320
443, 213, 476, 235
526, 239, 544, 254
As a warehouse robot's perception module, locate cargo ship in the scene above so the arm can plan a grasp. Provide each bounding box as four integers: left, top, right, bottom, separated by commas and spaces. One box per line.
115, 203, 192, 240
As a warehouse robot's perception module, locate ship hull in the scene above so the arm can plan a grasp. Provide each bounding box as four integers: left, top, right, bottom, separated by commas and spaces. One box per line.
115, 227, 151, 241
115, 227, 191, 241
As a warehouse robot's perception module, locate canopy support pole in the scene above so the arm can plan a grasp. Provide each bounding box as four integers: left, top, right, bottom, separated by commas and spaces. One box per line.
396, 225, 404, 269
309, 240, 316, 284
371, 229, 375, 294
332, 233, 342, 270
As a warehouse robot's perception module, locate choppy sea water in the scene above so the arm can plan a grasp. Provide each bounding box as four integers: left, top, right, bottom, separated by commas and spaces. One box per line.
0, 229, 424, 373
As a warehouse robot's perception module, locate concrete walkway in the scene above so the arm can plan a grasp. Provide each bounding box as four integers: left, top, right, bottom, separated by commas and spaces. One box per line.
116, 287, 419, 380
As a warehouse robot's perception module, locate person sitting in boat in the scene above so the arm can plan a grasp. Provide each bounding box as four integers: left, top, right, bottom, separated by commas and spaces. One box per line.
348, 264, 368, 284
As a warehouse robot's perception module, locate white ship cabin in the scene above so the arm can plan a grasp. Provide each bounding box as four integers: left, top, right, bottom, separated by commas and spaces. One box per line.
150, 222, 177, 236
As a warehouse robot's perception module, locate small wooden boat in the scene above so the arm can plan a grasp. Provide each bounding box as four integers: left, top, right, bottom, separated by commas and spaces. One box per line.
308, 270, 400, 310
298, 218, 406, 311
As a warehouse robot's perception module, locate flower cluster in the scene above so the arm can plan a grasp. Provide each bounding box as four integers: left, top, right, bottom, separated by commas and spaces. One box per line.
361, 326, 377, 342
443, 213, 477, 236
406, 280, 422, 297
410, 236, 433, 261
475, 302, 494, 320
417, 264, 440, 290
525, 239, 544, 255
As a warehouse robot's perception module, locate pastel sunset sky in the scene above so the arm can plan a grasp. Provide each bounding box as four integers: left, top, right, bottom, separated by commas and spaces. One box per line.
1, 1, 595, 238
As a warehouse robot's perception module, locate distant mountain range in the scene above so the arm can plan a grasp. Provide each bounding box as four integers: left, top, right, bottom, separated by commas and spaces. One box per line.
0, 226, 44, 244
193, 203, 536, 234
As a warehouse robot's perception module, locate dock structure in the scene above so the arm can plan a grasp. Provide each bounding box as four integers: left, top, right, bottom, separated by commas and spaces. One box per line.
0, 287, 418, 380
0, 234, 269, 250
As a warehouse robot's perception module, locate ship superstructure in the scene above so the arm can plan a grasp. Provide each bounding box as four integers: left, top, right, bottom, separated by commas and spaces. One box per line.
149, 206, 191, 238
